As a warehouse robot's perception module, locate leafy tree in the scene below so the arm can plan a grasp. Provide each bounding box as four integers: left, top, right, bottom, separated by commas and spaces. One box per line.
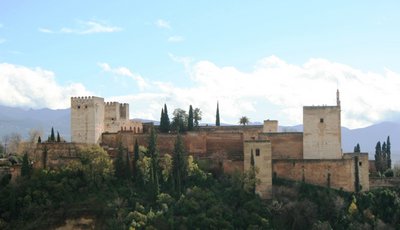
194, 108, 202, 128
216, 102, 220, 126
125, 148, 132, 179
239, 116, 250, 126
387, 136, 391, 169
188, 105, 194, 131
21, 152, 32, 177
172, 132, 187, 195
171, 108, 188, 132
354, 143, 360, 153
56, 131, 61, 142
50, 127, 55, 142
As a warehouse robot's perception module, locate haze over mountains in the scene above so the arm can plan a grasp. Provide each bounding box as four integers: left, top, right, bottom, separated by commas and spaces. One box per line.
0, 105, 398, 163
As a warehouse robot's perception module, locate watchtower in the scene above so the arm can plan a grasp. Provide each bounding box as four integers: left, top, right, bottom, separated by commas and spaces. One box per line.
71, 96, 105, 144
303, 91, 342, 159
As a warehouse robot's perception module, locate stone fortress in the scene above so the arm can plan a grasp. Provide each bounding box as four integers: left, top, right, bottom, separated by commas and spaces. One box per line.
65, 91, 368, 199
71, 96, 143, 144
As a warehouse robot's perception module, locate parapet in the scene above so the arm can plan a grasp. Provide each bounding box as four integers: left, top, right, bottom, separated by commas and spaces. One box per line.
71, 96, 104, 104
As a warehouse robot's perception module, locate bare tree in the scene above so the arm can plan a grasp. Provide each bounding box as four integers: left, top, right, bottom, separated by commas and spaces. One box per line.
7, 133, 22, 154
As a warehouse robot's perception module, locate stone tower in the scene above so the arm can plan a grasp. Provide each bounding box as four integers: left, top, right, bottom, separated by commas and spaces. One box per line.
303, 91, 342, 159
71, 96, 105, 144
243, 140, 272, 199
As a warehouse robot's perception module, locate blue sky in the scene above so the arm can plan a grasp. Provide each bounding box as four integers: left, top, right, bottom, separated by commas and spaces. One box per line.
1, 1, 400, 128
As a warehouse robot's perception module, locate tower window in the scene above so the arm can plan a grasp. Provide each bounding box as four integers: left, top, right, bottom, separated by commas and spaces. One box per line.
320, 118, 324, 123
256, 148, 260, 156
85, 105, 88, 109
77, 105, 81, 109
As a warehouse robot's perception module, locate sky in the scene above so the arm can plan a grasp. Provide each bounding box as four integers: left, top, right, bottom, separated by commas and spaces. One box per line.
1, 1, 400, 129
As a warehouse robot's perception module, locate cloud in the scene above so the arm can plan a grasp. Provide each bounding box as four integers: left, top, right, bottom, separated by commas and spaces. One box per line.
38, 27, 54, 33
39, 20, 122, 35
0, 63, 91, 109
97, 63, 149, 90
155, 19, 171, 29
168, 36, 184, 42
107, 56, 400, 129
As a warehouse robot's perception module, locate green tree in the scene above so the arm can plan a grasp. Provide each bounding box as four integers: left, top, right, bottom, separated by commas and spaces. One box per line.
50, 127, 55, 142
172, 132, 187, 195
21, 152, 32, 177
382, 142, 388, 171
56, 131, 61, 142
194, 108, 202, 128
160, 104, 171, 133
375, 141, 382, 173
37, 136, 41, 143
216, 102, 220, 126
133, 139, 140, 182
125, 147, 132, 179
387, 136, 391, 169
239, 116, 250, 126
148, 127, 160, 196
250, 152, 256, 194
115, 142, 126, 179
188, 105, 194, 131
354, 143, 361, 153
171, 108, 188, 132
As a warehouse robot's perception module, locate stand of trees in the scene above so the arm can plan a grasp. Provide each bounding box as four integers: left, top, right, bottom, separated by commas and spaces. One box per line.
374, 136, 392, 174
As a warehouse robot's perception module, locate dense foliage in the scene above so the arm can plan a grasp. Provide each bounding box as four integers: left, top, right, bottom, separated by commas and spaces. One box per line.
374, 136, 392, 174
1, 143, 400, 229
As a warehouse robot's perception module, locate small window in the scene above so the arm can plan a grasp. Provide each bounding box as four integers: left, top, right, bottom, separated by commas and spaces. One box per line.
255, 148, 260, 156
359, 162, 362, 166
77, 105, 81, 109
85, 105, 88, 109
320, 118, 324, 123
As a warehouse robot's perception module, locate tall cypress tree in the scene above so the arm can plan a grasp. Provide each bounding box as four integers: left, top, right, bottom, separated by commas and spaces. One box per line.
216, 102, 220, 126
188, 105, 194, 131
50, 127, 55, 142
173, 132, 186, 196
159, 108, 165, 132
250, 152, 256, 194
38, 136, 41, 143
375, 141, 382, 173
387, 136, 392, 169
148, 127, 160, 196
382, 142, 387, 171
115, 142, 125, 179
21, 152, 32, 177
57, 132, 61, 142
133, 139, 140, 182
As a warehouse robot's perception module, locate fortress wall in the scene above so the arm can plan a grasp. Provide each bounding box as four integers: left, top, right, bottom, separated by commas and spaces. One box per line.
101, 131, 244, 160
273, 159, 354, 191
104, 102, 120, 121
32, 143, 89, 169
259, 133, 303, 159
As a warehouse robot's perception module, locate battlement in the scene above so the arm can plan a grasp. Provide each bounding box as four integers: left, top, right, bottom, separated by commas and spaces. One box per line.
105, 101, 119, 106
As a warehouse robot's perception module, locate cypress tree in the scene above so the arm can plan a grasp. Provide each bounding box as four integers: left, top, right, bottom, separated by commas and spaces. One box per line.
133, 139, 139, 182
216, 102, 220, 126
115, 143, 125, 179
21, 152, 32, 177
250, 152, 256, 194
382, 142, 387, 171
160, 108, 165, 132
375, 141, 382, 173
387, 136, 392, 169
50, 127, 55, 142
57, 132, 61, 142
125, 149, 132, 179
188, 105, 194, 131
354, 143, 360, 153
148, 127, 160, 196
164, 104, 170, 132
38, 136, 41, 143
173, 132, 186, 195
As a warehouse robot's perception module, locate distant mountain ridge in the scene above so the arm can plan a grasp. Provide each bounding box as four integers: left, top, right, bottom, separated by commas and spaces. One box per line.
0, 105, 398, 163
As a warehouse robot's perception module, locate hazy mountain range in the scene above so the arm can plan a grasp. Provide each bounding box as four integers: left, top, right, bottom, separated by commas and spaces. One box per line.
0, 105, 398, 163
